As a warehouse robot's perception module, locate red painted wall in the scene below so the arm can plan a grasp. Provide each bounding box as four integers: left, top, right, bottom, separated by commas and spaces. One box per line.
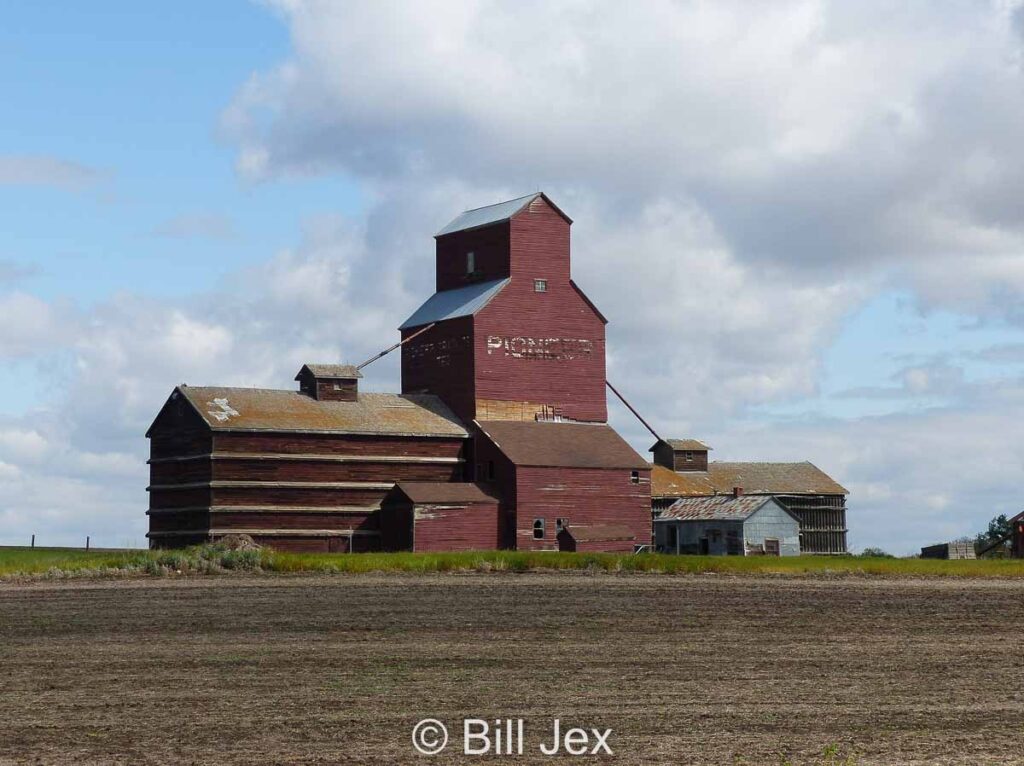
411, 501, 501, 552
402, 196, 607, 423
513, 466, 651, 551
401, 315, 475, 420
435, 222, 511, 291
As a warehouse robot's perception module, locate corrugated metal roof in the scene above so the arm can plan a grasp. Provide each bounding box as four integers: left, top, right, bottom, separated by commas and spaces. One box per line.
561, 524, 636, 542
392, 482, 499, 504
650, 462, 848, 498
177, 386, 467, 437
435, 193, 540, 236
399, 278, 509, 330
476, 420, 649, 470
295, 364, 361, 380
658, 495, 776, 522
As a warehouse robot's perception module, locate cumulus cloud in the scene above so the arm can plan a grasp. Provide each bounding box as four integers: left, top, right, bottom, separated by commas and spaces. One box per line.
0, 154, 105, 190
224, 1, 1024, 311
5, 1, 1024, 552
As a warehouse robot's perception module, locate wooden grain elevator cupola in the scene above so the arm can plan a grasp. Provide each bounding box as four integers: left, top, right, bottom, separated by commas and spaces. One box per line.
651, 439, 711, 472
399, 192, 609, 424
295, 364, 361, 402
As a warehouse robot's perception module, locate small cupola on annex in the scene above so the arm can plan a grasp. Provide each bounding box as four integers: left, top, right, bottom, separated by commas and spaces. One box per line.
650, 439, 711, 472
295, 364, 362, 402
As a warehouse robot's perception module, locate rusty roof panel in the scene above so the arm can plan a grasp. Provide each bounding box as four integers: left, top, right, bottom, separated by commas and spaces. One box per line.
393, 482, 499, 504
178, 386, 468, 437
658, 495, 776, 522
476, 420, 649, 470
651, 461, 847, 498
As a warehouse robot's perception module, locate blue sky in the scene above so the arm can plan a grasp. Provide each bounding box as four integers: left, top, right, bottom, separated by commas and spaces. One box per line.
2, 1, 1024, 552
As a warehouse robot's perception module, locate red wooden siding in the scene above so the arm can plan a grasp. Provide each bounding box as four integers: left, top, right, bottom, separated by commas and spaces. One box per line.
410, 501, 500, 551
435, 222, 511, 291
468, 426, 518, 547
512, 466, 651, 551
471, 198, 605, 422
401, 315, 476, 421
148, 417, 469, 549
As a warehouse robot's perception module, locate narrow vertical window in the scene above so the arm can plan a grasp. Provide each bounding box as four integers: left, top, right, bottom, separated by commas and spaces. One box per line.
534, 278, 547, 292
630, 470, 640, 484
466, 251, 476, 274
533, 518, 545, 539
487, 460, 496, 481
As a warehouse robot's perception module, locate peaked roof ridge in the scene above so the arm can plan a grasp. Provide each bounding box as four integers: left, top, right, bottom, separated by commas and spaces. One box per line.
435, 191, 571, 237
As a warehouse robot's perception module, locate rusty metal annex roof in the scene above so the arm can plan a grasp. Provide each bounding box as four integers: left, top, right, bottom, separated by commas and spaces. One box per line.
650, 462, 847, 498
175, 386, 468, 437
295, 364, 362, 380
657, 495, 785, 522
391, 482, 499, 504
476, 420, 649, 470
560, 524, 636, 542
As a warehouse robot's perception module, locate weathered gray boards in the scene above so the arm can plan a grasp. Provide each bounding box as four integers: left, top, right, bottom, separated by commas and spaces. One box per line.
654, 494, 801, 556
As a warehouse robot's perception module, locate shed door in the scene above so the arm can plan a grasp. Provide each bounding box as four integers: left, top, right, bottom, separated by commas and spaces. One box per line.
764, 538, 780, 556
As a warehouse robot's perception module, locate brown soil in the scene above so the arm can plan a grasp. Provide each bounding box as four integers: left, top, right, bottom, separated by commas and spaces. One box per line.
1, 573, 1022, 765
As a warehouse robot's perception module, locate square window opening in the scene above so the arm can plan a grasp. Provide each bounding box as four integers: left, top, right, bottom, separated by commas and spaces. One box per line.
630, 470, 640, 484
534, 279, 547, 293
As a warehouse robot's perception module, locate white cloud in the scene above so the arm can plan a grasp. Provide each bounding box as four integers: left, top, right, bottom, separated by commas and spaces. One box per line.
151, 213, 236, 241
0, 155, 105, 190
4, 1, 1024, 553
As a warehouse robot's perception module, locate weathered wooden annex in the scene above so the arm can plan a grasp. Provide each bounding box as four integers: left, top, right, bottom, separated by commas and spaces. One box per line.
650, 439, 849, 554
147, 192, 652, 552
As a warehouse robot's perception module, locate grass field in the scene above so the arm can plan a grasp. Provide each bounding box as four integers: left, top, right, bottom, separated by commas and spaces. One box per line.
2, 573, 1023, 764
2, 544, 1024, 579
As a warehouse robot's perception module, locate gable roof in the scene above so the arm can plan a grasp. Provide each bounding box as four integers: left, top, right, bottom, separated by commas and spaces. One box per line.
435, 192, 571, 237
391, 482, 499, 505
476, 420, 649, 470
160, 386, 468, 438
295, 364, 361, 380
657, 495, 787, 522
651, 461, 848, 498
399, 278, 509, 330
652, 438, 711, 452
559, 524, 636, 542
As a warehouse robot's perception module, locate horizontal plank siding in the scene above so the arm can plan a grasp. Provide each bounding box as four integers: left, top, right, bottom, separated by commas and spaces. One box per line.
514, 466, 650, 551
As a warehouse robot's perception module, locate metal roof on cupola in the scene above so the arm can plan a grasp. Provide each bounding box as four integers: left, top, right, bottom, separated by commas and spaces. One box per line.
434, 192, 572, 237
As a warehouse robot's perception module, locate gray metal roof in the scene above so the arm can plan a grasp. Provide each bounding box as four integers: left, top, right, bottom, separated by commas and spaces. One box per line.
399, 278, 509, 330
435, 193, 540, 237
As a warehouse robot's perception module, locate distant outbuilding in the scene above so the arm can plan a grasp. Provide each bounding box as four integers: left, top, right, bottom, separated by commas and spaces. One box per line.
654, 491, 800, 556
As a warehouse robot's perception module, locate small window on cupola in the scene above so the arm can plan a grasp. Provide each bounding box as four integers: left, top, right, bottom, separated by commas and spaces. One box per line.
466, 251, 476, 274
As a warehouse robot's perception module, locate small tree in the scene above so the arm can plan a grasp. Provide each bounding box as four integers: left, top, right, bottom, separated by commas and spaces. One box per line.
859, 547, 894, 558
975, 514, 1013, 558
